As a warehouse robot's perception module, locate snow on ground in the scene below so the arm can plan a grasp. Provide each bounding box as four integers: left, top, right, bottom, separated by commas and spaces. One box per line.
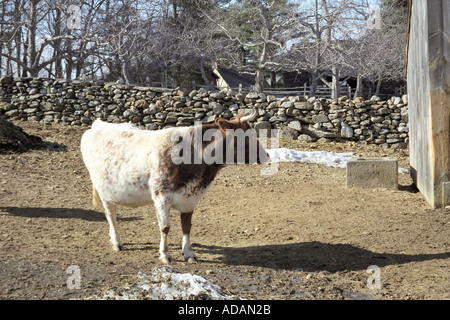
267, 148, 355, 168
98, 267, 238, 300
266, 148, 409, 173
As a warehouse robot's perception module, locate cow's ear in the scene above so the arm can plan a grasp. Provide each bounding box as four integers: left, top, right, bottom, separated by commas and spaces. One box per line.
215, 118, 232, 131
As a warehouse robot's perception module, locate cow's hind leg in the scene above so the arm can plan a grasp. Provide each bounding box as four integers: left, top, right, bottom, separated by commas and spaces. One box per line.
103, 201, 123, 251
181, 211, 197, 263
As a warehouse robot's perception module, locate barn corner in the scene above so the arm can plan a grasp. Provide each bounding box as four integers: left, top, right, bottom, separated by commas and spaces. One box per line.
407, 0, 450, 209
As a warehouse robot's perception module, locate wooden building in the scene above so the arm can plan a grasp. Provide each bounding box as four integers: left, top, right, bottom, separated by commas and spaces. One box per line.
407, 0, 450, 208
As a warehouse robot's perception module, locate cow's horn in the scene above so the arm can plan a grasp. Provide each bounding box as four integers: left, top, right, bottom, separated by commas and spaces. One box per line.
240, 109, 258, 122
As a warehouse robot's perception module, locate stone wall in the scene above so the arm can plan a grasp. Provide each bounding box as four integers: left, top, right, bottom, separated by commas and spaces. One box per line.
0, 76, 409, 148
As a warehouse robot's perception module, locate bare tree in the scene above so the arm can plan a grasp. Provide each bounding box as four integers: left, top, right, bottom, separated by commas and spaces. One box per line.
286, 0, 361, 98
198, 0, 301, 93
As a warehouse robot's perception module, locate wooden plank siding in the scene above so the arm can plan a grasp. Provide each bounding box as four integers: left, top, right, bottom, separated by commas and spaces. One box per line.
407, 0, 450, 208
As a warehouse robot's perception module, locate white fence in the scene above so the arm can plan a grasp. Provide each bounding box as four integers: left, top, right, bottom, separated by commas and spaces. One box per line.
146, 78, 356, 99
216, 83, 356, 99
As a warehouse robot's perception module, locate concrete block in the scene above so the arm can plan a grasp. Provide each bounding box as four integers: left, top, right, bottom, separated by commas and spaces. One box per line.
442, 182, 450, 207
347, 157, 398, 189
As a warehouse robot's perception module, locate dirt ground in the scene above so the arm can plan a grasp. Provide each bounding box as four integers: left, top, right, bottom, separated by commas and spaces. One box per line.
0, 120, 448, 300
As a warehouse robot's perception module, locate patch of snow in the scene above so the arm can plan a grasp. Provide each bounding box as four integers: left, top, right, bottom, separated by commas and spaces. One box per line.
398, 167, 409, 174
267, 148, 409, 174
267, 148, 354, 168
97, 267, 239, 300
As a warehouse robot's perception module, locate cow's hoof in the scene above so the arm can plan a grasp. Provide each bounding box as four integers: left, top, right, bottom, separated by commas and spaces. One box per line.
160, 257, 172, 265
113, 244, 124, 251
186, 256, 198, 264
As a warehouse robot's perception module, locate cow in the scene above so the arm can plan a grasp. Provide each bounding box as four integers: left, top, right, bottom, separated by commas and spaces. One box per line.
80, 110, 270, 264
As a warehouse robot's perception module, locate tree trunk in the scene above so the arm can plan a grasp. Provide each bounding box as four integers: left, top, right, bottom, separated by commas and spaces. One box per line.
54, 7, 62, 78
121, 54, 133, 85
254, 67, 265, 93
199, 56, 213, 90
375, 74, 382, 96
331, 65, 339, 99
27, 0, 39, 77
354, 74, 363, 98
270, 71, 276, 88
310, 73, 319, 97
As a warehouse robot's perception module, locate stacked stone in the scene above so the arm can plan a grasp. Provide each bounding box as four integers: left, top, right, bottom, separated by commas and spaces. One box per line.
0, 76, 409, 148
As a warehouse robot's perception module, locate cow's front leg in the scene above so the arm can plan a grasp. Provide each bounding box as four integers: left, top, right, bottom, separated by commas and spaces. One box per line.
181, 211, 197, 263
154, 198, 171, 264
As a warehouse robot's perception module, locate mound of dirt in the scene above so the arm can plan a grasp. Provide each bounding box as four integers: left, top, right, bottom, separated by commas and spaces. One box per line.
0, 116, 47, 154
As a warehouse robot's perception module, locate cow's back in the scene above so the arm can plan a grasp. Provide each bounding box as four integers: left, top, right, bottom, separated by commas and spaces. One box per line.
80, 120, 178, 207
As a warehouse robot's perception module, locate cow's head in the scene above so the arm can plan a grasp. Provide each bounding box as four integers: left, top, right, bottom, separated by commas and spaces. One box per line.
214, 110, 270, 164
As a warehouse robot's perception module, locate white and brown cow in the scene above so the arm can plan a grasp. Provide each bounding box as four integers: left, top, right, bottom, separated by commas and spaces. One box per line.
80, 111, 269, 263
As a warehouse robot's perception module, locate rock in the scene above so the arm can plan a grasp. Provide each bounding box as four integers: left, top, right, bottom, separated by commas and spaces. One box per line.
287, 120, 302, 132
5, 110, 18, 117
340, 122, 354, 138
212, 104, 224, 115
276, 125, 299, 140
0, 102, 13, 111
307, 127, 336, 139
285, 107, 301, 117
294, 102, 313, 110
165, 116, 178, 123
338, 95, 348, 102
392, 142, 408, 150
81, 116, 91, 125
378, 107, 391, 115
0, 75, 13, 84
312, 114, 329, 123
269, 116, 287, 123
246, 92, 259, 100
209, 92, 224, 100
155, 112, 165, 120
145, 123, 159, 130
266, 95, 276, 103
371, 116, 384, 123
134, 99, 148, 109
203, 115, 216, 123
397, 126, 409, 133
235, 93, 245, 102
402, 94, 408, 104
281, 101, 294, 108
253, 121, 272, 137
298, 134, 316, 142
392, 96, 402, 105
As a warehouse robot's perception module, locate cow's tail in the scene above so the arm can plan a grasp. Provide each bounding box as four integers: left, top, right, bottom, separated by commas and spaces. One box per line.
92, 185, 102, 208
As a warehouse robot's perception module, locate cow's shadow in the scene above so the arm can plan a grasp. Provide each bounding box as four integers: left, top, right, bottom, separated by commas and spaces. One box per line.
0, 206, 141, 222
193, 242, 450, 272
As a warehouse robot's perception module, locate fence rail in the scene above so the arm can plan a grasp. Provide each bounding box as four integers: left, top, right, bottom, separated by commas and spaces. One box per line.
149, 78, 356, 99
216, 84, 356, 99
